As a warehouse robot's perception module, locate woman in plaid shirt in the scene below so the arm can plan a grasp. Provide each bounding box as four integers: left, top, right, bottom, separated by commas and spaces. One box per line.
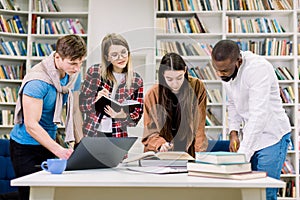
79, 33, 143, 137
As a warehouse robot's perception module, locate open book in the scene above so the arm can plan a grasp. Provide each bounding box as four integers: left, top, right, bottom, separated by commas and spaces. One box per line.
95, 95, 140, 114
123, 151, 195, 167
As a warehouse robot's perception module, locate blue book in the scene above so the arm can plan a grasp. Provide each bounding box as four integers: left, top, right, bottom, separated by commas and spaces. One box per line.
1, 42, 10, 55
7, 41, 17, 56
13, 15, 25, 34
185, 19, 192, 33
17, 41, 25, 56
188, 0, 194, 11
272, 19, 282, 33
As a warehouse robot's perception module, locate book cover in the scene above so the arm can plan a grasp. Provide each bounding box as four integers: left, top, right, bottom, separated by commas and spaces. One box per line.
95, 95, 140, 114
187, 161, 251, 174
188, 170, 267, 180
195, 151, 246, 164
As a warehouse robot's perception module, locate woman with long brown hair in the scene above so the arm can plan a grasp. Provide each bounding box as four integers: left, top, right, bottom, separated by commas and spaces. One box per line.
142, 52, 207, 157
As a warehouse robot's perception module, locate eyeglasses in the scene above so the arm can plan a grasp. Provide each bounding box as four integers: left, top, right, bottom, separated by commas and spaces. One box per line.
108, 49, 128, 61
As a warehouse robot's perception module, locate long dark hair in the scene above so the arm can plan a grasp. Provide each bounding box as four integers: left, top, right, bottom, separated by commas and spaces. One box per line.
158, 53, 197, 143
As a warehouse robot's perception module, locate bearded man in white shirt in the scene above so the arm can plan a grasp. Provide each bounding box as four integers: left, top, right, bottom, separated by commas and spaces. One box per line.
211, 39, 291, 200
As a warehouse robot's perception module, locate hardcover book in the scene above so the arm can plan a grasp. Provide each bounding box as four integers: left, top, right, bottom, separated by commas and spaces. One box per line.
195, 152, 246, 164
187, 161, 251, 174
95, 95, 140, 114
188, 170, 267, 180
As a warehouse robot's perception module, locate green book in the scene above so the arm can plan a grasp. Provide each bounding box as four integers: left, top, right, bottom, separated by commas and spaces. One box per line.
195, 152, 246, 164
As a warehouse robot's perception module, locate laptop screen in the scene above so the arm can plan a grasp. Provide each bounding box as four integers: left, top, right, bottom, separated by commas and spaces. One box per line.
66, 137, 137, 170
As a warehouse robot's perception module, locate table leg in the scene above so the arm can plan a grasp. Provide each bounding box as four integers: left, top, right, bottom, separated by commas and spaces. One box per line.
30, 187, 55, 200
241, 188, 266, 200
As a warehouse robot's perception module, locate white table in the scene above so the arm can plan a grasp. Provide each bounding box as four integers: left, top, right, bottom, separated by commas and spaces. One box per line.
11, 166, 285, 200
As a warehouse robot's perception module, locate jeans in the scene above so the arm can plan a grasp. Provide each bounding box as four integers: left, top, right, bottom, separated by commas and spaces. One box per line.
250, 132, 291, 200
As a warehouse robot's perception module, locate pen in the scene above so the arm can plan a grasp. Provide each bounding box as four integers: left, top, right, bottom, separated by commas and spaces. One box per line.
233, 141, 237, 151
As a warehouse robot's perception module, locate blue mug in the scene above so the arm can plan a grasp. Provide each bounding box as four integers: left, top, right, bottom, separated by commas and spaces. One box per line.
41, 158, 67, 174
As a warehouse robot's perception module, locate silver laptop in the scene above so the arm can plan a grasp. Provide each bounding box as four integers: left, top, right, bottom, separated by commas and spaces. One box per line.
66, 137, 137, 170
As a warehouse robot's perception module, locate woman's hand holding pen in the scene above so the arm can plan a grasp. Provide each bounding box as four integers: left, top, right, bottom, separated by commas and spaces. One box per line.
93, 88, 110, 104
229, 131, 240, 152
159, 142, 174, 152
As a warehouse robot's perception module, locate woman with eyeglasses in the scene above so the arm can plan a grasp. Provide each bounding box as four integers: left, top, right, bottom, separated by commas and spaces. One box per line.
79, 33, 143, 138
142, 52, 207, 157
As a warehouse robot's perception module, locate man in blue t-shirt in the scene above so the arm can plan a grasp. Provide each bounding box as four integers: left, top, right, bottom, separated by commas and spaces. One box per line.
10, 35, 87, 200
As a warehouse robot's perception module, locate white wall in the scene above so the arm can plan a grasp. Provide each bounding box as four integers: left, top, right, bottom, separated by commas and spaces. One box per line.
87, 0, 156, 87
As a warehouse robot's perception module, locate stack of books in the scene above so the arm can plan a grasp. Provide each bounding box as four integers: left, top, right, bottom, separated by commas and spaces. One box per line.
187, 152, 267, 180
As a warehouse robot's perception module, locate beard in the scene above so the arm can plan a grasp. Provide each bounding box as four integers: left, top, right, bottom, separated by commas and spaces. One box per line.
220, 66, 238, 82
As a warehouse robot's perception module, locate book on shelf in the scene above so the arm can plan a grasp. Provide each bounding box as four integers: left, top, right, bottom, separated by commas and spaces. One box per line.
287, 139, 294, 150
123, 151, 194, 167
274, 68, 286, 80
277, 67, 293, 80
206, 89, 217, 103
207, 89, 221, 103
206, 108, 221, 126
12, 15, 25, 34
280, 179, 296, 198
211, 89, 222, 103
0, 0, 19, 10
195, 152, 246, 165
187, 161, 251, 174
281, 159, 295, 174
188, 170, 267, 180
94, 95, 141, 114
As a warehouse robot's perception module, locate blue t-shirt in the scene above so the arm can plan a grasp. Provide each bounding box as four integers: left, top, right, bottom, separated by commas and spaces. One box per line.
10, 73, 81, 145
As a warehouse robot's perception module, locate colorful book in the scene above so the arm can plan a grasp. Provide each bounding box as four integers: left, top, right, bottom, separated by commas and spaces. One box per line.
195, 152, 246, 164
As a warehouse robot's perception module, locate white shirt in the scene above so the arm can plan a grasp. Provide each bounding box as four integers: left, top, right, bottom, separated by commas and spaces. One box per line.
98, 72, 126, 132
224, 51, 291, 161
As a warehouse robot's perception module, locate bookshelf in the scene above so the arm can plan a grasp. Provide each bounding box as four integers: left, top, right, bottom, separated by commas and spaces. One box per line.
155, 0, 299, 199
0, 0, 89, 137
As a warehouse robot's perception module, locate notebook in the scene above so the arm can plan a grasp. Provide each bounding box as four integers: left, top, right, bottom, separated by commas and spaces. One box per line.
66, 137, 137, 170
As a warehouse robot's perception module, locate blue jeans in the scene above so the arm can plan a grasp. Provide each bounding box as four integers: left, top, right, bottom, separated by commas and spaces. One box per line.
250, 133, 291, 200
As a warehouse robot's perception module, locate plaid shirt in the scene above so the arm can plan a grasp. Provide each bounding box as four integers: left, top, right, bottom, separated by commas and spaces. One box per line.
79, 64, 143, 137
